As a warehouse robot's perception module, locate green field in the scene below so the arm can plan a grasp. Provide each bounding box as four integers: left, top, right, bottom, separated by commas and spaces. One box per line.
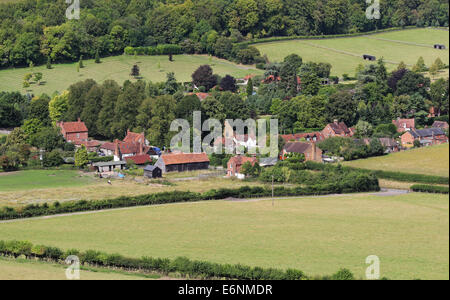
0, 54, 262, 95
0, 170, 93, 192
0, 192, 448, 280
255, 28, 449, 76
0, 257, 157, 280
343, 144, 449, 177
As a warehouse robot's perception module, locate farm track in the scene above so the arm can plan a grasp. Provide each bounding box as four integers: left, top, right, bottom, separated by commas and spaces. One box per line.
0, 189, 408, 224
362, 35, 433, 48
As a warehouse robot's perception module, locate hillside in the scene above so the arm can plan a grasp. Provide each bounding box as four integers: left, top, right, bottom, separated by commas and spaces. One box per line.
343, 144, 449, 177
255, 28, 449, 76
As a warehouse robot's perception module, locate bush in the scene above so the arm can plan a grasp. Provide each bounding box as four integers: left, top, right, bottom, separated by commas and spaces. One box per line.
410, 184, 449, 194
124, 45, 183, 56
42, 150, 64, 167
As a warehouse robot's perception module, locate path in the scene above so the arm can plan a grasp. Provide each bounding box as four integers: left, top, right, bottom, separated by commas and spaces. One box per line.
362, 35, 435, 48
0, 189, 408, 224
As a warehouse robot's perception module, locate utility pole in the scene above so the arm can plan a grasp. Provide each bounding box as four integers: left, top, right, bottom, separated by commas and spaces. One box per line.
272, 175, 274, 207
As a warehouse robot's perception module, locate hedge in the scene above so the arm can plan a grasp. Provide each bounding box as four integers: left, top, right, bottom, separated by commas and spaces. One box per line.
237, 26, 418, 47
0, 175, 379, 220
410, 184, 449, 194
124, 44, 183, 56
89, 156, 114, 163
0, 240, 359, 280
304, 161, 449, 185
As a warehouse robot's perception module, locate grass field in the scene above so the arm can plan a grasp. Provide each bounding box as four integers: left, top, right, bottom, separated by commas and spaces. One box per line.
0, 54, 263, 95
0, 257, 159, 280
0, 169, 266, 208
255, 28, 449, 76
0, 192, 448, 280
343, 144, 449, 177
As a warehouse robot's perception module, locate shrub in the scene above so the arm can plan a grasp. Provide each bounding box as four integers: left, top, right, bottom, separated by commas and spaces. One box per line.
331, 268, 355, 280
410, 184, 449, 194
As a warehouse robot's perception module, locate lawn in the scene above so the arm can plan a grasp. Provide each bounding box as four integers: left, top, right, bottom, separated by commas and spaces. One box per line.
0, 54, 263, 95
343, 144, 449, 177
0, 169, 266, 208
0, 192, 447, 280
0, 170, 94, 192
255, 28, 449, 76
0, 257, 156, 280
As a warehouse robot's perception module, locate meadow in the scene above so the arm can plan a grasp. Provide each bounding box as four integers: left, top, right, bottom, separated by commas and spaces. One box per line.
343, 144, 449, 177
0, 192, 448, 280
255, 28, 449, 76
0, 54, 263, 95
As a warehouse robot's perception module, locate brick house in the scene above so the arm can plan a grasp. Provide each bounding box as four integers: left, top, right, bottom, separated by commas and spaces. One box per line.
58, 118, 88, 145
321, 120, 353, 138
154, 152, 210, 173
123, 130, 148, 145
227, 155, 258, 178
282, 142, 322, 162
401, 128, 448, 148
392, 118, 415, 133
100, 130, 151, 161
281, 132, 325, 143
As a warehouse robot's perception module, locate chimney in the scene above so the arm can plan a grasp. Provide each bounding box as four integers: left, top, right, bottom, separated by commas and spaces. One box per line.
333, 119, 338, 125
311, 142, 316, 161
77, 117, 81, 122
138, 142, 143, 155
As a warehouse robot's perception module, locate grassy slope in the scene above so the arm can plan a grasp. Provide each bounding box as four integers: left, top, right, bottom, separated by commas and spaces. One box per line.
255, 28, 449, 76
0, 54, 263, 95
0, 193, 448, 280
0, 257, 155, 280
343, 144, 449, 177
0, 170, 93, 192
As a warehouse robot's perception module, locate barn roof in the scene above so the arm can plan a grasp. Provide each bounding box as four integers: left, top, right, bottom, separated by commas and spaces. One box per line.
125, 154, 152, 165
161, 153, 210, 165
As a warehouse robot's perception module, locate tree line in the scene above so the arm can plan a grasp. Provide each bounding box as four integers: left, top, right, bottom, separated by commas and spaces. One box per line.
0, 0, 448, 67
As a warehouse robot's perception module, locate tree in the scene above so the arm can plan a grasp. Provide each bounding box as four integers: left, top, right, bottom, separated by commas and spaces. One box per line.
354, 120, 374, 138
220, 75, 237, 92
300, 71, 321, 96
30, 127, 65, 151
33, 72, 43, 85
49, 91, 69, 124
131, 64, 140, 77
81, 85, 104, 137
430, 78, 449, 116
201, 96, 226, 122
95, 49, 101, 63
433, 57, 445, 70
97, 80, 121, 139
46, 56, 52, 69
327, 91, 358, 126
192, 65, 217, 91
75, 145, 89, 168
293, 95, 327, 130
412, 56, 427, 72
42, 150, 64, 167
429, 62, 439, 78
29, 96, 51, 125
395, 71, 430, 98
146, 95, 177, 147
397, 61, 407, 70
79, 55, 84, 68
175, 95, 201, 124
163, 72, 179, 95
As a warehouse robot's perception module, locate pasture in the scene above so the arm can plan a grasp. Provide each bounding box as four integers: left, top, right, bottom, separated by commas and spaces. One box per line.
343, 144, 449, 177
255, 28, 449, 76
0, 192, 448, 280
0, 54, 262, 95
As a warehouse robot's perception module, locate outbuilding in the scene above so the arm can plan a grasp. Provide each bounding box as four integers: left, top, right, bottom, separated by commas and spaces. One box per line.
434, 44, 446, 50
363, 54, 376, 61
154, 152, 210, 173
144, 165, 162, 178
92, 161, 127, 172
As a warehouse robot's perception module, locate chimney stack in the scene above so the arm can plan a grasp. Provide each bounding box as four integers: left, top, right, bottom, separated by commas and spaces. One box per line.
333, 119, 338, 125
77, 117, 81, 122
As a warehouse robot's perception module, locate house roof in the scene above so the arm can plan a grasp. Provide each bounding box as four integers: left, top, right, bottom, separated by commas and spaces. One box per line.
125, 154, 152, 165
281, 132, 324, 143
408, 128, 446, 138
59, 120, 88, 133
101, 141, 146, 155
432, 121, 449, 128
284, 142, 312, 154
327, 122, 351, 135
188, 92, 210, 101
393, 119, 415, 129
378, 138, 397, 148
123, 131, 146, 144
228, 156, 258, 167
160, 153, 210, 165
77, 140, 102, 147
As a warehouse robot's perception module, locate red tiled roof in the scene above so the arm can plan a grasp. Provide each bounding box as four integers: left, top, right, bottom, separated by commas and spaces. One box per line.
59, 120, 88, 133
101, 141, 143, 154
328, 122, 351, 135
188, 92, 210, 101
284, 142, 312, 154
392, 119, 415, 129
228, 156, 258, 167
161, 153, 209, 165
77, 140, 101, 147
123, 131, 146, 144
125, 154, 152, 165
281, 132, 324, 143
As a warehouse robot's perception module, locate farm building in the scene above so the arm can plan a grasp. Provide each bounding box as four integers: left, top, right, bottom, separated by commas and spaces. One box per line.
144, 165, 162, 178
125, 154, 152, 166
432, 121, 449, 129
401, 128, 449, 148
363, 54, 376, 61
282, 142, 322, 162
154, 152, 210, 173
434, 44, 446, 50
321, 120, 353, 138
92, 161, 127, 172
227, 155, 258, 178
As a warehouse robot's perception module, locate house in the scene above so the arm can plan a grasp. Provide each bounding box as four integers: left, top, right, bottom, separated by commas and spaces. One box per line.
237, 74, 256, 86
392, 118, 415, 133
123, 130, 148, 146
363, 54, 376, 61
281, 132, 325, 143
432, 121, 449, 129
259, 157, 278, 167
92, 161, 127, 173
154, 152, 210, 173
58, 118, 88, 145
321, 120, 353, 138
125, 154, 152, 166
188, 92, 210, 101
100, 130, 152, 161
378, 138, 399, 153
227, 155, 258, 178
144, 165, 162, 178
78, 140, 102, 152
401, 128, 448, 148
282, 142, 322, 162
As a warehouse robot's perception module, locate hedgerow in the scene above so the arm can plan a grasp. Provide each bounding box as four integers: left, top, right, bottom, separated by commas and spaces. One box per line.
410, 184, 449, 194
0, 173, 379, 220
0, 240, 357, 280
124, 45, 183, 56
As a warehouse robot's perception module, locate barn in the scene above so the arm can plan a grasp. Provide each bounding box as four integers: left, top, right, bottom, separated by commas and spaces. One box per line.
154, 153, 210, 173
144, 165, 162, 178
434, 44, 446, 50
363, 54, 376, 61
